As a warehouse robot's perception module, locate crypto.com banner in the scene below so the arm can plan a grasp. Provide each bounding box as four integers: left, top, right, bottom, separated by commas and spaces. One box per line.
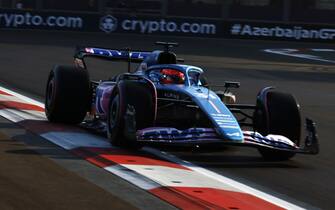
98, 14, 218, 37
0, 9, 89, 31
1, 9, 335, 42
0, 9, 220, 37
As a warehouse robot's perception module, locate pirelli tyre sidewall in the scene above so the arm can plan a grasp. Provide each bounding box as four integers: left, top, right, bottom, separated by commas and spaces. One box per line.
45, 65, 90, 124
107, 87, 123, 146
107, 79, 156, 148
254, 88, 301, 161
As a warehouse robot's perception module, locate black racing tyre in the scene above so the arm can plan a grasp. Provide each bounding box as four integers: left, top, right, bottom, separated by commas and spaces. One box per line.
254, 90, 301, 161
45, 65, 90, 124
107, 80, 156, 148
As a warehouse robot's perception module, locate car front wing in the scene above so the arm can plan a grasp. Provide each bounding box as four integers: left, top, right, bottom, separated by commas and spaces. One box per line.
136, 119, 319, 155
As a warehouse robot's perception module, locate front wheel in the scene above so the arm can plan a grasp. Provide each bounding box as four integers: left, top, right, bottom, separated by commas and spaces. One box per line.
107, 79, 156, 148
254, 88, 301, 161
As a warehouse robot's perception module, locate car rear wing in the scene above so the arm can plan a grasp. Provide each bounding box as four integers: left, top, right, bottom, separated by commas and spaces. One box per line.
74, 46, 152, 69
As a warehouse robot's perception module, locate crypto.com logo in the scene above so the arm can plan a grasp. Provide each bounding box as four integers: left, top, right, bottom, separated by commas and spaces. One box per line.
100, 15, 117, 33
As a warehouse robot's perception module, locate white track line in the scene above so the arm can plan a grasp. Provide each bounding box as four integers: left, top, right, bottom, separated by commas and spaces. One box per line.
311, 49, 335, 52
263, 48, 335, 64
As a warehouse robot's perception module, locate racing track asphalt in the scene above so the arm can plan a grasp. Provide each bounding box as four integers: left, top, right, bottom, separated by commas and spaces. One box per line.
0, 116, 138, 210
0, 30, 335, 209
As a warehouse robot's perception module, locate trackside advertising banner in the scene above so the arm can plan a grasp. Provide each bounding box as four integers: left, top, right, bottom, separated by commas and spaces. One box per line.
1, 9, 335, 42
225, 21, 335, 42
0, 9, 220, 37
99, 15, 219, 37
0, 9, 92, 31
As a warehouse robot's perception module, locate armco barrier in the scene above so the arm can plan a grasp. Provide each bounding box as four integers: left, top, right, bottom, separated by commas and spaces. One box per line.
1, 9, 335, 42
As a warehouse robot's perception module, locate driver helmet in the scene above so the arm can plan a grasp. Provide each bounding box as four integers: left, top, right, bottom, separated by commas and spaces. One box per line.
160, 69, 185, 84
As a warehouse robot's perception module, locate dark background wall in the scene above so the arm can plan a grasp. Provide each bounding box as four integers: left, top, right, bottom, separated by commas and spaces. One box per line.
1, 0, 335, 25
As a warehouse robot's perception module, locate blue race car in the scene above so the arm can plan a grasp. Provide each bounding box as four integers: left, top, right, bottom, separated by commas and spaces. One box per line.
45, 42, 318, 160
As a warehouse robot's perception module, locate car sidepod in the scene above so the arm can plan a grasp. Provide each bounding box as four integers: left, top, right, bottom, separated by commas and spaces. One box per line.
183, 86, 244, 142
154, 84, 244, 142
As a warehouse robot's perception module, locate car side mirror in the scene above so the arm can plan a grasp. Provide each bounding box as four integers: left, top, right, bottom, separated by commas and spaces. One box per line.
224, 81, 240, 89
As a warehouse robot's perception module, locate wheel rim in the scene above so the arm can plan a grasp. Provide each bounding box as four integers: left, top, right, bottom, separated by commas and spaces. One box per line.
46, 78, 55, 110
109, 95, 119, 129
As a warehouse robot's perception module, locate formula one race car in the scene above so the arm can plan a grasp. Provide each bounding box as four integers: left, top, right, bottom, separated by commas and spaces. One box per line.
45, 42, 319, 160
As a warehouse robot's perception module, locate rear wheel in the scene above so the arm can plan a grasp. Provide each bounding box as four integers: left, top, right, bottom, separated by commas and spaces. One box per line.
254, 89, 301, 160
107, 80, 156, 148
45, 65, 90, 124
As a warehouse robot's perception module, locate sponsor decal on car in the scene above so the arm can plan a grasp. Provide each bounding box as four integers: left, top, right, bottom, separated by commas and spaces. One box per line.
137, 127, 217, 140
85, 47, 150, 60
95, 84, 113, 115
163, 92, 180, 100
243, 131, 297, 148
211, 113, 239, 129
